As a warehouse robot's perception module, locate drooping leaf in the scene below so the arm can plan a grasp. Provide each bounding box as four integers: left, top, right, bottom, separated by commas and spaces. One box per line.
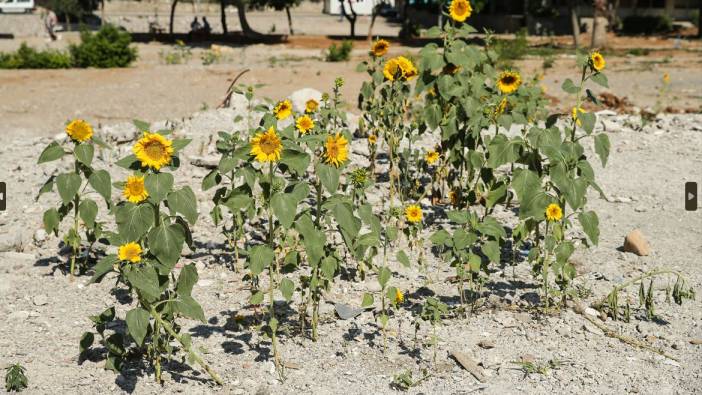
145, 172, 174, 203
147, 223, 186, 269
166, 186, 199, 225
56, 173, 82, 204
88, 170, 112, 204
74, 143, 94, 167
38, 142, 66, 164
125, 308, 150, 346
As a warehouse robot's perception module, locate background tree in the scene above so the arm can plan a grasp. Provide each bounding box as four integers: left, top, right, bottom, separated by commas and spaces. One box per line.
339, 0, 358, 38
591, 0, 607, 48
251, 0, 302, 35
568, 0, 581, 48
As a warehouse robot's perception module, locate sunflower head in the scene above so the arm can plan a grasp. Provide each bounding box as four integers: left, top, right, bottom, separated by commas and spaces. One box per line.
545, 203, 563, 222
383, 58, 401, 81
133, 132, 174, 170
449, 0, 472, 23
274, 99, 292, 120
662, 72, 670, 84
324, 133, 349, 167
383, 56, 417, 81
368, 134, 377, 145
590, 51, 606, 72
397, 56, 418, 80
305, 99, 319, 113
394, 288, 404, 304
123, 175, 148, 203
425, 150, 439, 165
496, 71, 522, 94
371, 39, 390, 57
65, 119, 94, 142
405, 204, 423, 223
250, 127, 282, 163
571, 106, 586, 126
495, 97, 508, 116
296, 115, 315, 134
118, 242, 143, 263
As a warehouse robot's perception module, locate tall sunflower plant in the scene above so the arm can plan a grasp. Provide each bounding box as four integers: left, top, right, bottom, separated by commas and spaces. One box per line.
82, 120, 222, 385
37, 119, 112, 277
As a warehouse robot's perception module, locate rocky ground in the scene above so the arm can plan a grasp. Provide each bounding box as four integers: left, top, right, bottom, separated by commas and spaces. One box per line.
0, 94, 701, 394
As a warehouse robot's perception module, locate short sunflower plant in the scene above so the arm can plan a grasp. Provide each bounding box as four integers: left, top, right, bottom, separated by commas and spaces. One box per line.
37, 119, 112, 276
81, 120, 221, 385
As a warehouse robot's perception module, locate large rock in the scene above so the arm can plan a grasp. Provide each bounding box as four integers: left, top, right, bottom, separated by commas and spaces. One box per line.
290, 88, 322, 114
623, 229, 651, 256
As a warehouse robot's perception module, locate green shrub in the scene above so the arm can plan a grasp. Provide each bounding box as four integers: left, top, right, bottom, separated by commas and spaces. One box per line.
69, 24, 137, 68
493, 28, 528, 64
326, 40, 353, 62
622, 15, 673, 35
0, 43, 72, 69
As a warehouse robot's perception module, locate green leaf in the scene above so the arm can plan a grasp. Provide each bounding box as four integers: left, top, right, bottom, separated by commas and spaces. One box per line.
561, 78, 579, 94
88, 170, 112, 204
578, 211, 600, 246
145, 172, 174, 203
378, 266, 391, 289
171, 138, 191, 152
332, 203, 361, 238
250, 291, 265, 305
36, 176, 55, 201
166, 186, 199, 225
124, 265, 160, 301
176, 263, 198, 296
512, 169, 541, 201
555, 241, 575, 264
115, 202, 154, 241
280, 149, 311, 174
321, 256, 337, 278
202, 169, 221, 191
271, 192, 297, 229
126, 308, 150, 346
174, 295, 206, 322
590, 72, 609, 88
594, 133, 611, 167
115, 154, 138, 169
133, 119, 150, 131
249, 245, 274, 275
79, 332, 94, 355
147, 224, 185, 269
447, 210, 470, 224
279, 278, 295, 301
89, 254, 118, 283
43, 208, 60, 235
79, 199, 98, 228
430, 229, 451, 246
361, 292, 374, 308
316, 163, 340, 193
396, 251, 410, 268
476, 216, 507, 239
56, 173, 82, 204
38, 142, 66, 164
424, 103, 442, 130
74, 143, 94, 167
482, 240, 501, 264
579, 111, 596, 135
487, 135, 520, 169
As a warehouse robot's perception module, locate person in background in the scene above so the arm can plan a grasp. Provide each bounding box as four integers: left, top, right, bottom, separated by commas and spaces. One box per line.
45, 9, 58, 41
202, 16, 211, 35
190, 17, 201, 33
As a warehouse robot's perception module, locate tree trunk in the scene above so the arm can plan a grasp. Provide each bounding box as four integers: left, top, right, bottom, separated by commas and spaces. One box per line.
66, 14, 72, 32
591, 0, 607, 48
285, 6, 294, 35
568, 0, 580, 48
101, 0, 105, 26
170, 0, 179, 35
234, 0, 264, 37
699, 1, 702, 38
367, 2, 379, 41
221, 0, 228, 34
340, 0, 357, 38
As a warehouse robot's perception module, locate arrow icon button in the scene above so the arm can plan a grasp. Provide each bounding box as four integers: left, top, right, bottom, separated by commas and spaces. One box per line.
685, 182, 698, 211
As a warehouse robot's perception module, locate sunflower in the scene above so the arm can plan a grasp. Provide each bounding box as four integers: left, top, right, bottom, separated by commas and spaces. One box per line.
123, 175, 148, 203
65, 119, 94, 142
495, 97, 508, 116
405, 204, 423, 223
394, 288, 404, 304
133, 132, 174, 170
324, 133, 349, 167
250, 127, 282, 163
397, 56, 418, 80
274, 99, 292, 120
296, 115, 315, 134
370, 39, 390, 57
571, 106, 586, 126
442, 63, 461, 75
545, 203, 563, 222
425, 150, 439, 165
305, 99, 319, 113
590, 51, 606, 72
118, 242, 143, 263
368, 134, 377, 145
496, 71, 522, 94
662, 73, 670, 84
383, 57, 401, 81
448, 0, 472, 23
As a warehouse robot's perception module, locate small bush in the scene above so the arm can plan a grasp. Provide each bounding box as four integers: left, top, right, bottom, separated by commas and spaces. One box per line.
0, 43, 72, 69
494, 28, 528, 64
622, 15, 673, 35
326, 40, 353, 62
69, 24, 137, 68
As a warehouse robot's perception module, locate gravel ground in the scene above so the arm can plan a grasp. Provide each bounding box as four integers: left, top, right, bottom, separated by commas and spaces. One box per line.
0, 106, 701, 394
